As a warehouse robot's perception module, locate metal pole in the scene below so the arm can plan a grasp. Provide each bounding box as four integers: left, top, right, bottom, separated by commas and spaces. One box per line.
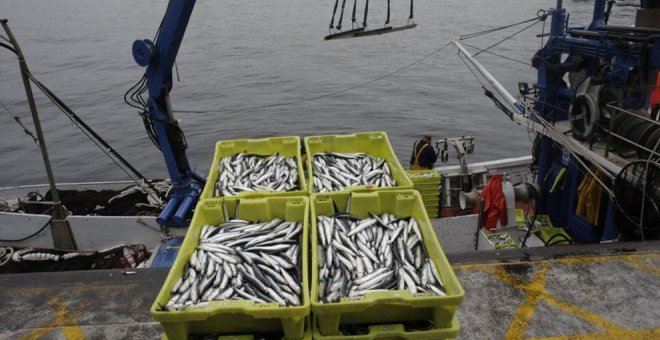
1, 19, 76, 249
452, 39, 526, 114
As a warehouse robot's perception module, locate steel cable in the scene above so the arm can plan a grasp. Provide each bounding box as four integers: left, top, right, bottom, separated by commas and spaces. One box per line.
174, 42, 453, 115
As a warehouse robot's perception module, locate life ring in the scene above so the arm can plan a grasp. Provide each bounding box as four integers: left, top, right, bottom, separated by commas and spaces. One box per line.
570, 94, 600, 141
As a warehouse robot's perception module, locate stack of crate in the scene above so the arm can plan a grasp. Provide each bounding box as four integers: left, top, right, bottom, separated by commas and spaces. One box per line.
151, 133, 464, 339
152, 136, 311, 340
406, 169, 441, 218
310, 190, 463, 340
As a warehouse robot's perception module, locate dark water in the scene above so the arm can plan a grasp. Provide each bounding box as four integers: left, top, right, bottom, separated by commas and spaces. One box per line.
0, 0, 637, 187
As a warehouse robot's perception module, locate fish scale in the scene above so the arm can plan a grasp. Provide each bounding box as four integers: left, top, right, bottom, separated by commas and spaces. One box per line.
164, 218, 303, 311
215, 153, 299, 196
312, 152, 397, 192
317, 213, 446, 303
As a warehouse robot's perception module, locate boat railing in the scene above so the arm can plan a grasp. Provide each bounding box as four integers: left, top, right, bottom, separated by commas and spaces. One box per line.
603, 103, 660, 160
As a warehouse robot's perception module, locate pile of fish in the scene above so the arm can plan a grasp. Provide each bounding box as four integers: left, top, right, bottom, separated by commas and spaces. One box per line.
215, 153, 299, 196
317, 213, 446, 303
487, 233, 516, 247
312, 152, 397, 192
164, 219, 303, 311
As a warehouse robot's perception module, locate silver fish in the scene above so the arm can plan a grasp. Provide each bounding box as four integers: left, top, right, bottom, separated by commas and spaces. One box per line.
317, 213, 446, 303
312, 153, 397, 192
215, 153, 300, 196
163, 218, 303, 311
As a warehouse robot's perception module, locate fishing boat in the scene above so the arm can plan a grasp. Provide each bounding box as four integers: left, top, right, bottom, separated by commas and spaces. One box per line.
440, 0, 660, 249
0, 0, 658, 266
0, 0, 659, 338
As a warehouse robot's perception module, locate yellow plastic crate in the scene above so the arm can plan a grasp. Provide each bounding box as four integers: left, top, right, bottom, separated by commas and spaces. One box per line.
304, 132, 413, 194
421, 196, 440, 207
413, 184, 441, 194
310, 190, 464, 336
406, 170, 441, 184
151, 197, 310, 340
425, 208, 439, 219
482, 231, 519, 249
200, 136, 307, 200
311, 316, 459, 339
214, 317, 312, 340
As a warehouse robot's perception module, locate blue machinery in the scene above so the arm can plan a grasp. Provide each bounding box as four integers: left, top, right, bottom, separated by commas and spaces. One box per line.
534, 0, 659, 241
456, 0, 660, 241
132, 0, 202, 227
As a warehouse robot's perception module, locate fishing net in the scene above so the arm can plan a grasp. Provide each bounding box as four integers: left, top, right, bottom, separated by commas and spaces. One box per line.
0, 244, 150, 274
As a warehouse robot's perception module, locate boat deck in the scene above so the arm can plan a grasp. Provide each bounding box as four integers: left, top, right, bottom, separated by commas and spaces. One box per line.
2, 242, 660, 339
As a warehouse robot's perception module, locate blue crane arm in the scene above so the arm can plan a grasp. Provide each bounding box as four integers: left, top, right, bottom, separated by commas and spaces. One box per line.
132, 0, 203, 227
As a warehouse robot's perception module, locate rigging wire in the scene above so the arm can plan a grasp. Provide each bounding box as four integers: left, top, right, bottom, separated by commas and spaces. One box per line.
527, 104, 616, 194
462, 42, 529, 65
363, 0, 369, 28
351, 0, 358, 28
473, 19, 542, 58
460, 15, 544, 40
454, 24, 616, 198
0, 98, 39, 145
456, 51, 520, 123
522, 102, 616, 197
0, 41, 16, 54
173, 42, 453, 115
26, 72, 166, 202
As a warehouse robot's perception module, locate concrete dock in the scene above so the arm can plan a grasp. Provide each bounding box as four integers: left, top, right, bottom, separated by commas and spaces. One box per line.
1, 241, 659, 339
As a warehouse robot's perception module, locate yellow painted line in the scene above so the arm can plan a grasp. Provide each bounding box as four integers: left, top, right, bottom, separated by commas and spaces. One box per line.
503, 263, 549, 340
453, 251, 660, 272
541, 294, 624, 334
618, 256, 660, 277
21, 296, 85, 340
465, 260, 631, 339
452, 251, 660, 338
529, 327, 660, 340
13, 282, 140, 339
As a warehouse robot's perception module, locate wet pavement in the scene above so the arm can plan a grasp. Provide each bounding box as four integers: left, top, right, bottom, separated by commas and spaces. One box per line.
1, 242, 659, 339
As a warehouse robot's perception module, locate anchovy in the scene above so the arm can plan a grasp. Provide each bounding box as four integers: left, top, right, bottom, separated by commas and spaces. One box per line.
487, 233, 515, 247
317, 213, 446, 303
312, 152, 397, 192
164, 218, 303, 310
215, 152, 299, 196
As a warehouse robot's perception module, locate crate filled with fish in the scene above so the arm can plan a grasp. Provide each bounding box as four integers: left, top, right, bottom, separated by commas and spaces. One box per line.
309, 190, 464, 336
480, 230, 520, 250
304, 132, 413, 194
311, 315, 460, 340
151, 197, 310, 340
200, 136, 307, 200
